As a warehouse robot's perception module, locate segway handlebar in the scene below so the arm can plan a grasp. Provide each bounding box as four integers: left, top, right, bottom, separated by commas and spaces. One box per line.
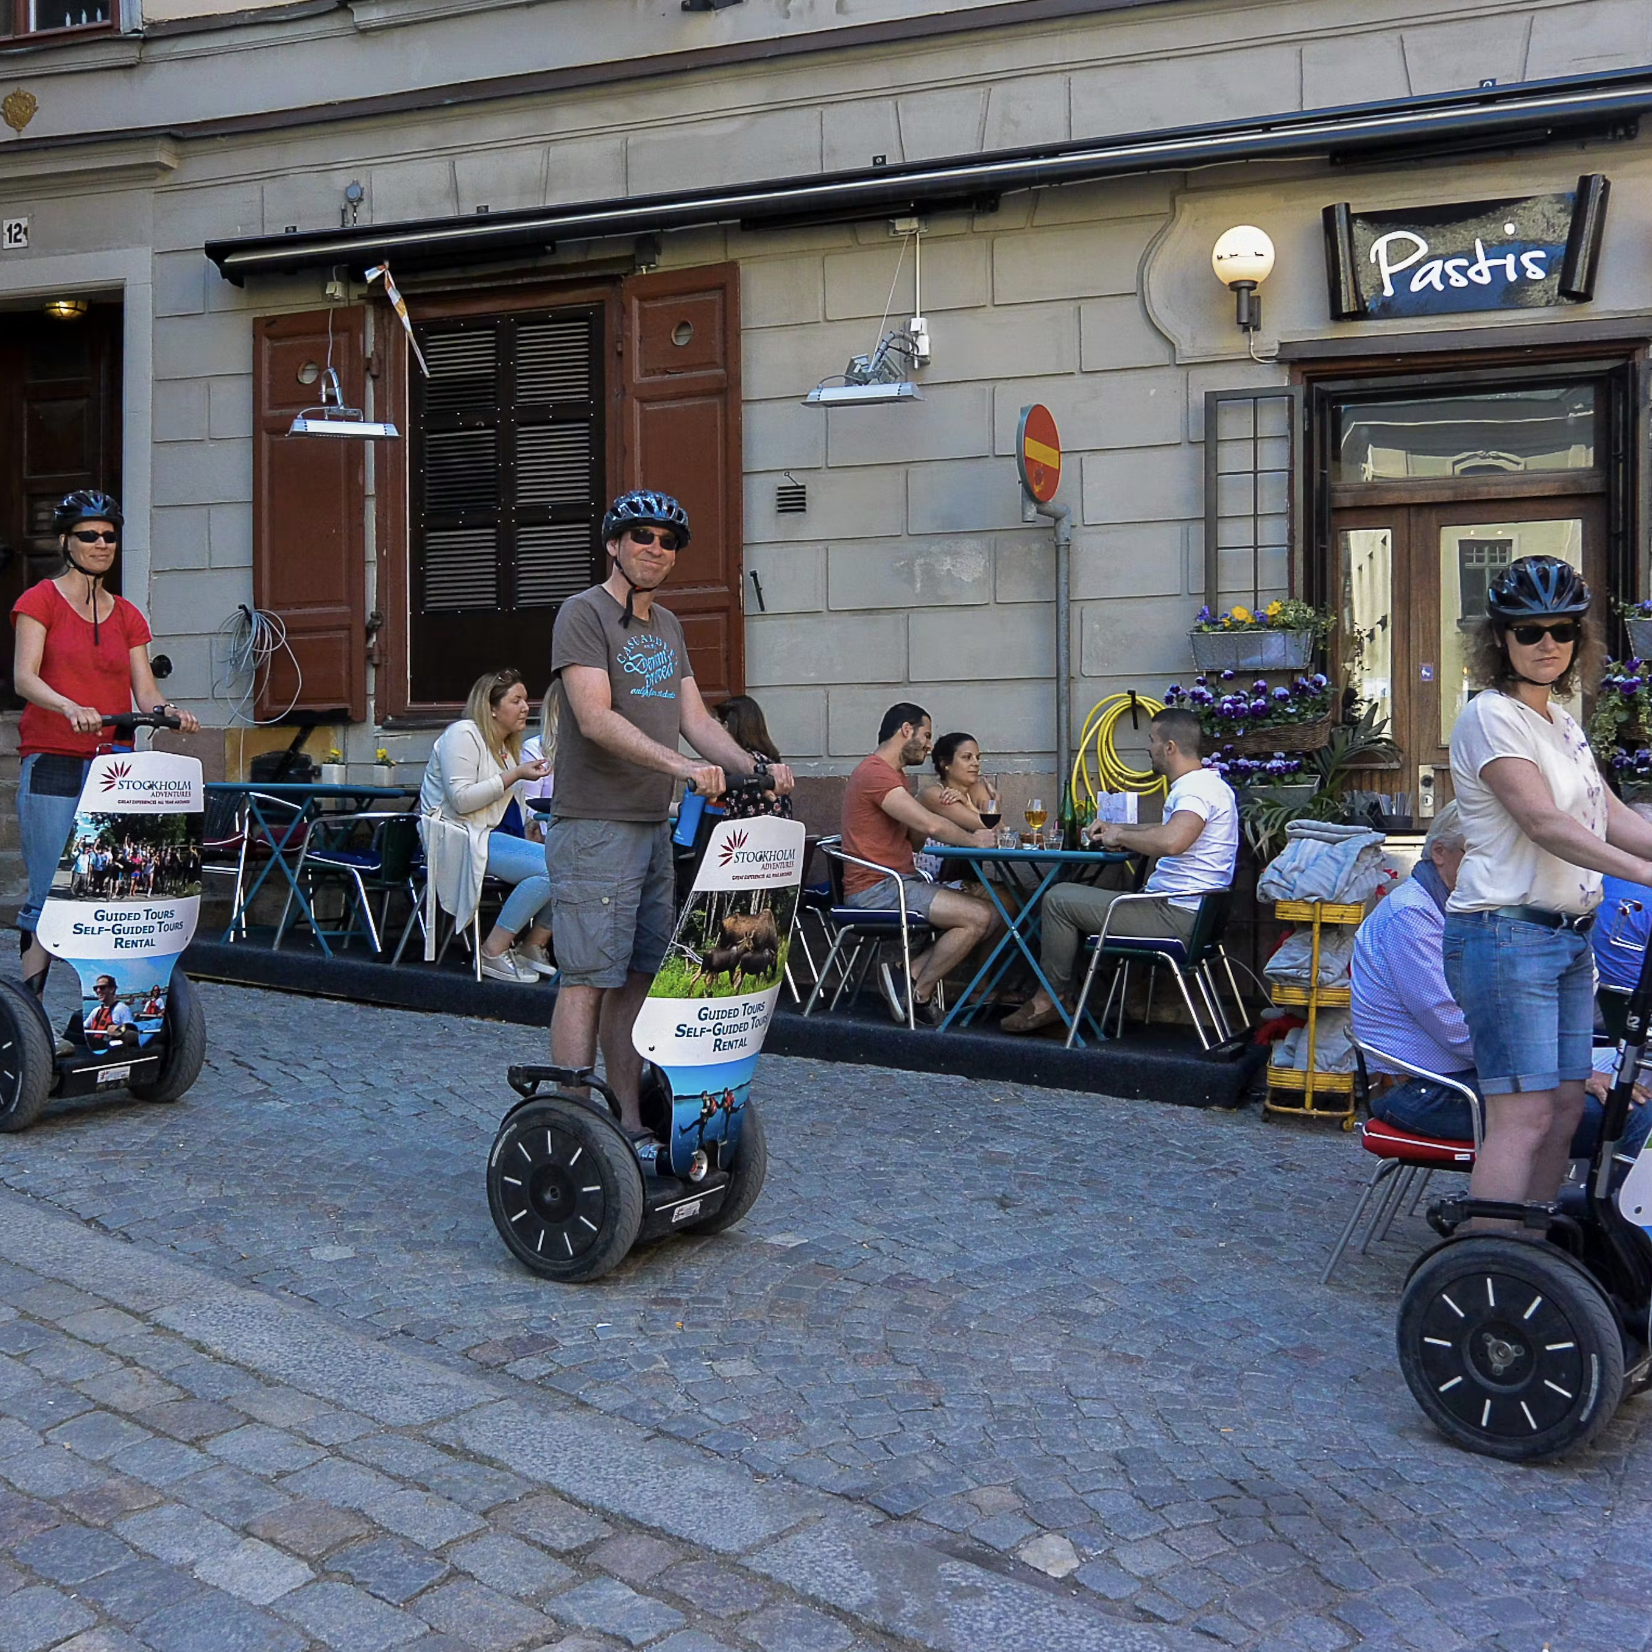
101, 712, 183, 734
687, 772, 779, 801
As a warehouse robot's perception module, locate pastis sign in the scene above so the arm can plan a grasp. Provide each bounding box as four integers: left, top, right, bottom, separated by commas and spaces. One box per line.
1322, 175, 1609, 322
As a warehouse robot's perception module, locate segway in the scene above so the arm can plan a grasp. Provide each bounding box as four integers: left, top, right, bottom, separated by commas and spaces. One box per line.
0, 713, 207, 1132
487, 779, 803, 1282
1396, 921, 1652, 1461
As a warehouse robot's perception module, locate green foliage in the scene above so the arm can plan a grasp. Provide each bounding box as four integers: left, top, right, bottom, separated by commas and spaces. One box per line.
1236, 706, 1400, 860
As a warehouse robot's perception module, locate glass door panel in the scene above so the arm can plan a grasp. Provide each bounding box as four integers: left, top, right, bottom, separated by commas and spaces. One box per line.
1339, 526, 1395, 727
1437, 516, 1586, 745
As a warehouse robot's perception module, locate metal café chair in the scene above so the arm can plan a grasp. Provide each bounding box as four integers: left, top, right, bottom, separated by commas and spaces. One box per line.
1066, 888, 1242, 1050
276, 810, 421, 954
802, 846, 936, 1032
1320, 1037, 1483, 1285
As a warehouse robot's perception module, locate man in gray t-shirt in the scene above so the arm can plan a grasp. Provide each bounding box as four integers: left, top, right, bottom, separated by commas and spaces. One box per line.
545, 489, 793, 1137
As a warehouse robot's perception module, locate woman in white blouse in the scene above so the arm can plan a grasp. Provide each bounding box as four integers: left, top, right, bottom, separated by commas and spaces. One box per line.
418, 669, 553, 983
1445, 557, 1652, 1221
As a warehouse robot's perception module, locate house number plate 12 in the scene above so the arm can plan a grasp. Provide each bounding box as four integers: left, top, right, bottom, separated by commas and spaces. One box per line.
1, 218, 28, 251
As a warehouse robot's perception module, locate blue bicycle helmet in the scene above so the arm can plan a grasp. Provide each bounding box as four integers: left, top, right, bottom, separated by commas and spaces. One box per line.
601, 489, 690, 551
1485, 555, 1591, 621
53, 489, 123, 536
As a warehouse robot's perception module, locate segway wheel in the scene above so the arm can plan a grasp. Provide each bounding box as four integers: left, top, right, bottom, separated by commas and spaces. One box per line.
690, 1100, 768, 1235
0, 979, 53, 1134
488, 1098, 643, 1283
1397, 1237, 1625, 1462
128, 969, 206, 1104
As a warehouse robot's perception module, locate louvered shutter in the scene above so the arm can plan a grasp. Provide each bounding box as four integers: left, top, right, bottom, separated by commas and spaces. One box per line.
252, 309, 368, 721
620, 266, 743, 700
409, 307, 603, 703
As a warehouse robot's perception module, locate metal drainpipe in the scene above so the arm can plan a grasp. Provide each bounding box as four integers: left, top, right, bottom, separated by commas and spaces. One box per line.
1030, 498, 1072, 797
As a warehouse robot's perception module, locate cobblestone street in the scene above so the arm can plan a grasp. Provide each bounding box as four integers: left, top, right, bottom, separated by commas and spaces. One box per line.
0, 975, 1647, 1652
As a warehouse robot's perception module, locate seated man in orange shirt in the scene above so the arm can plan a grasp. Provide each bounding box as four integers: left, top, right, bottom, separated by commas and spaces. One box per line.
841, 703, 999, 1026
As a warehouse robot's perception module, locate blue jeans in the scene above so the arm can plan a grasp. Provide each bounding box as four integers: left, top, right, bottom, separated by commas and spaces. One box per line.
17, 754, 90, 933
1373, 1071, 1652, 1158
486, 830, 553, 937
1442, 910, 1594, 1094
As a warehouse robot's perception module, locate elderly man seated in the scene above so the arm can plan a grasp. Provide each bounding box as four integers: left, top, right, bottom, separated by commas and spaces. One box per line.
1352, 802, 1650, 1154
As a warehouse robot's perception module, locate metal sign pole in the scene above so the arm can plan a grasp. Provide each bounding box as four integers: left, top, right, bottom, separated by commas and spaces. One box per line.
1016, 404, 1069, 800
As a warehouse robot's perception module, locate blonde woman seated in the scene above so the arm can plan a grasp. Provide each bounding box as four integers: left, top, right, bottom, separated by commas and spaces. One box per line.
916, 732, 999, 831
419, 668, 555, 983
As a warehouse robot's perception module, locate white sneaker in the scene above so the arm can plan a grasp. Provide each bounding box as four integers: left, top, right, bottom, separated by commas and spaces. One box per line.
513, 942, 558, 979
479, 949, 535, 984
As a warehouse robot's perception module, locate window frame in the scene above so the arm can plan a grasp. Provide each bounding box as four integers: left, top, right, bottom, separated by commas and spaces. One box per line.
374, 277, 621, 728
2, 0, 118, 41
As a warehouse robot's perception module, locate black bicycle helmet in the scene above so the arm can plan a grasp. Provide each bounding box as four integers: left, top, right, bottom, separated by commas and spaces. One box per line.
53, 489, 123, 536
1485, 555, 1591, 621
601, 489, 690, 551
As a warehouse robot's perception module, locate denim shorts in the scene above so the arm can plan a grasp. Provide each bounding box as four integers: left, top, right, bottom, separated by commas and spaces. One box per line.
1373, 1071, 1652, 1157
845, 874, 939, 919
544, 818, 674, 989
1442, 910, 1595, 1094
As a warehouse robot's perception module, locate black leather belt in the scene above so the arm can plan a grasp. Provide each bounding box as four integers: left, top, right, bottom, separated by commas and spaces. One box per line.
1492, 903, 1595, 934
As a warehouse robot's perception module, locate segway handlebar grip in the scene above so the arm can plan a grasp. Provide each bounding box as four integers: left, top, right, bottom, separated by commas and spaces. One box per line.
101, 712, 183, 734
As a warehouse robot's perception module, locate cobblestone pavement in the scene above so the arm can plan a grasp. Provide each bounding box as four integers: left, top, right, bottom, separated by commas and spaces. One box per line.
0, 971, 1648, 1652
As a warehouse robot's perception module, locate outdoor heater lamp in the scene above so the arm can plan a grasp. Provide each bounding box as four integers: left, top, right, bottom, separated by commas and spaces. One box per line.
1211, 225, 1275, 331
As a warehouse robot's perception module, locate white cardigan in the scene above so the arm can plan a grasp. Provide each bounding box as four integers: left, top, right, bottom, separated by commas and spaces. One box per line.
418, 719, 520, 953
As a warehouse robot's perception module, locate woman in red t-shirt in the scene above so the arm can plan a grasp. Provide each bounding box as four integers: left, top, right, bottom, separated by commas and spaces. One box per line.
10, 490, 199, 994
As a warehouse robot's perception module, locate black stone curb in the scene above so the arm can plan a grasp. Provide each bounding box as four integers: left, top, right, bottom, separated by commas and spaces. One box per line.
180, 940, 1263, 1110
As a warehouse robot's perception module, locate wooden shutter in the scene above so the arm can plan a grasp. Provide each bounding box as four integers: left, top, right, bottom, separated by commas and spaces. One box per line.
252, 309, 368, 721
408, 306, 603, 704
620, 265, 743, 699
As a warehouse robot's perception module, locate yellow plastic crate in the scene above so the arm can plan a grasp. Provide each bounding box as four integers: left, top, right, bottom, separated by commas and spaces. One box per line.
1266, 1066, 1355, 1093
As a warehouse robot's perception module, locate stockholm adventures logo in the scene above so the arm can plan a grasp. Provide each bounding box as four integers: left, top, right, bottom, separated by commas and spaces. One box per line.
100, 762, 132, 793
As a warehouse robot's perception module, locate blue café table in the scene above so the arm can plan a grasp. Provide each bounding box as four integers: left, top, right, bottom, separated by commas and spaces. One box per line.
206, 782, 418, 956
926, 844, 1136, 1044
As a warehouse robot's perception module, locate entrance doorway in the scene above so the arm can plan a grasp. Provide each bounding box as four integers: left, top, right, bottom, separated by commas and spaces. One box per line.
1321, 370, 1623, 814
0, 303, 123, 703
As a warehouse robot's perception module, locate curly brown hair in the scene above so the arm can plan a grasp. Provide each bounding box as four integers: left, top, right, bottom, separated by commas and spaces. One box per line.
1463, 613, 1603, 699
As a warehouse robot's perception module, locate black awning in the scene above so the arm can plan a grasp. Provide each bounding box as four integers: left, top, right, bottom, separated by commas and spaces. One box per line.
205, 67, 1652, 284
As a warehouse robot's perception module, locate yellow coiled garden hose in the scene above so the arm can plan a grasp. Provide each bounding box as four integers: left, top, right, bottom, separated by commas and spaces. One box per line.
1070, 691, 1168, 807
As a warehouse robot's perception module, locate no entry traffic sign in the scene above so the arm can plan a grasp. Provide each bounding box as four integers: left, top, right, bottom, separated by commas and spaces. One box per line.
1016, 403, 1061, 503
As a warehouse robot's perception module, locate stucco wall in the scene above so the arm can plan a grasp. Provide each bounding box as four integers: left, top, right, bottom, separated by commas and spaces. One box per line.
1, 0, 1649, 779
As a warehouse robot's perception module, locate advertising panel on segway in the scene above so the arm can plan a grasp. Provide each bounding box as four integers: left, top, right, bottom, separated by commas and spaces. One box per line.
0, 713, 208, 1132
487, 778, 805, 1282
1396, 906, 1652, 1461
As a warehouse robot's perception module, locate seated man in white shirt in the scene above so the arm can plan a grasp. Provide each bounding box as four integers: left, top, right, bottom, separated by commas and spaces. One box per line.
1352, 803, 1649, 1153
1003, 707, 1238, 1033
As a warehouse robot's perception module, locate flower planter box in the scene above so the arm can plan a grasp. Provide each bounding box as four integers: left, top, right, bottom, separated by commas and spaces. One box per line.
1189, 629, 1314, 672
1621, 779, 1652, 804
1221, 716, 1334, 757
320, 763, 346, 787
1626, 617, 1652, 659
372, 764, 396, 788
1237, 781, 1319, 808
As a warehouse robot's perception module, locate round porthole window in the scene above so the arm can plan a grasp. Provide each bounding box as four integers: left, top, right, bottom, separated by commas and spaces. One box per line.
297, 361, 321, 385
672, 321, 694, 348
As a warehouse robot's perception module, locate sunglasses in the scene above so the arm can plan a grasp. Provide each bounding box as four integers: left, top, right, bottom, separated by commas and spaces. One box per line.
69, 529, 118, 545
1508, 621, 1580, 647
626, 528, 679, 552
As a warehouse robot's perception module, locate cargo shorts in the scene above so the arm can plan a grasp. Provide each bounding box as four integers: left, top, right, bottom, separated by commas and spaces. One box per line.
544, 817, 676, 990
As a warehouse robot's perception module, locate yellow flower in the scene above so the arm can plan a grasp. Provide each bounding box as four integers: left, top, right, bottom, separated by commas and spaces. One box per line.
375, 748, 391, 763
1230, 605, 1252, 623
1266, 600, 1282, 619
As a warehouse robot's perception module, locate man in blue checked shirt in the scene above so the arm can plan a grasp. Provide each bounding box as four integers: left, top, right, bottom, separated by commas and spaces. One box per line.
1352, 802, 1650, 1155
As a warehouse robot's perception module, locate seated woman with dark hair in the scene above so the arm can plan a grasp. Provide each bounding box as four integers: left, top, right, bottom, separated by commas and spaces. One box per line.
916, 732, 999, 832
712, 694, 792, 819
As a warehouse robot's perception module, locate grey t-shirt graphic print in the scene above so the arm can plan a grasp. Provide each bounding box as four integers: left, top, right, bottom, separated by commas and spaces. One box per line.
550, 585, 690, 823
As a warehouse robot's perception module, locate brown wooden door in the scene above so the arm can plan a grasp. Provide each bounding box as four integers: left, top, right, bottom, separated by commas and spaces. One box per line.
252, 310, 369, 722
620, 265, 743, 701
0, 306, 122, 703
1335, 494, 1606, 811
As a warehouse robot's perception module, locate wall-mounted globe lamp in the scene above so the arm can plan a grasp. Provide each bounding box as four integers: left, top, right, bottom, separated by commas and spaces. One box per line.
1211, 226, 1275, 333
44, 298, 90, 321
